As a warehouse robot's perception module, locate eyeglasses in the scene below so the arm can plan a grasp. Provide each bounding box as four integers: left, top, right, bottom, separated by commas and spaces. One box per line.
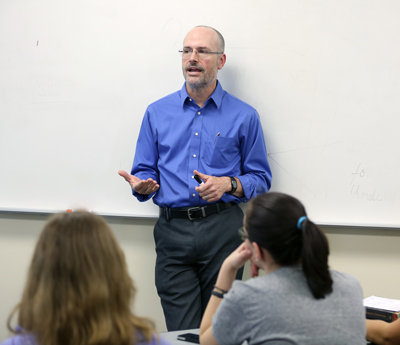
238, 227, 249, 241
179, 49, 224, 59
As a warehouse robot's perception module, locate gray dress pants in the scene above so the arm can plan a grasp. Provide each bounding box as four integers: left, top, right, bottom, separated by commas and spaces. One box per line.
154, 204, 244, 331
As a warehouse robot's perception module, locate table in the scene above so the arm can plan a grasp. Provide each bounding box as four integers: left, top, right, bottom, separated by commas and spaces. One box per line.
160, 329, 200, 345
160, 329, 374, 345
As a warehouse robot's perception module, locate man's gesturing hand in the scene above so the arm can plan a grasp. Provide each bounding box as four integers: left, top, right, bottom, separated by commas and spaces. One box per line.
118, 170, 159, 195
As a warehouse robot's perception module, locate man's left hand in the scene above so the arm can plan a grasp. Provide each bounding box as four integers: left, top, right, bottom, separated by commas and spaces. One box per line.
193, 170, 231, 203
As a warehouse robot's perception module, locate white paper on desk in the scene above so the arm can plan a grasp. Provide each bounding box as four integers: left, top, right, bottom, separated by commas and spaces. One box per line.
363, 295, 400, 312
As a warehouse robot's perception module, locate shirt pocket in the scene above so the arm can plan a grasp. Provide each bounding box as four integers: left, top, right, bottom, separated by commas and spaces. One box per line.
204, 136, 240, 168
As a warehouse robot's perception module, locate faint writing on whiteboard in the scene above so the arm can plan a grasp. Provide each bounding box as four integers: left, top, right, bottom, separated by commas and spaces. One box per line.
350, 163, 366, 185
350, 164, 396, 202
350, 185, 396, 203
351, 185, 381, 201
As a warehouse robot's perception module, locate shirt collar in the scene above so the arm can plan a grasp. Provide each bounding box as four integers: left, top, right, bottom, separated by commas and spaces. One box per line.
180, 81, 223, 109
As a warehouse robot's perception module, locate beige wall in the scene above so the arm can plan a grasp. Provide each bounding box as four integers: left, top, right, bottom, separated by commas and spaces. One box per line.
0, 213, 399, 342
322, 225, 400, 299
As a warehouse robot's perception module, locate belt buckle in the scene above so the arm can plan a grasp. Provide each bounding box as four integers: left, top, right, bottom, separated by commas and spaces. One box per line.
187, 206, 206, 220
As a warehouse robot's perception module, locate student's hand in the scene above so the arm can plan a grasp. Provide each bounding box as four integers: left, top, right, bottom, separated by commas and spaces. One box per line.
193, 170, 231, 202
250, 261, 260, 278
118, 170, 159, 194
223, 242, 253, 271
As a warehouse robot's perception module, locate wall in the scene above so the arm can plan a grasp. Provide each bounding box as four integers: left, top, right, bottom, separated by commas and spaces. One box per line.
1, 214, 400, 342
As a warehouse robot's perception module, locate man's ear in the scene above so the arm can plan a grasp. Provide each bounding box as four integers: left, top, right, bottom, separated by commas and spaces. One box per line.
218, 53, 226, 70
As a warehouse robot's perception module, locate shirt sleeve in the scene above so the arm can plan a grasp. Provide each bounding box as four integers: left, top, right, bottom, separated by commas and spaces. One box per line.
212, 282, 251, 345
130, 108, 160, 202
237, 110, 272, 201
0, 337, 13, 345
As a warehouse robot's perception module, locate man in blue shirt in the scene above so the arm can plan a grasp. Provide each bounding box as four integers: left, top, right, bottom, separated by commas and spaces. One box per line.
119, 25, 272, 331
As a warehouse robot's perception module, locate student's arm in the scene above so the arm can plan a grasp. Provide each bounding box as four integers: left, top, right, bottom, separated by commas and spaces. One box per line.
366, 318, 400, 345
199, 243, 252, 345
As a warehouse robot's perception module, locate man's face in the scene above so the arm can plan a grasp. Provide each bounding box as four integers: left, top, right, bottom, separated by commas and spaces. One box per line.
181, 27, 225, 90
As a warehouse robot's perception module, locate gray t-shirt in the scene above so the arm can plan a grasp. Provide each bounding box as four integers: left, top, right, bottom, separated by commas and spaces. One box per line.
212, 265, 366, 345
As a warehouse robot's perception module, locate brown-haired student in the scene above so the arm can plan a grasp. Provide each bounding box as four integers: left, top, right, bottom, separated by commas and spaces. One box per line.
1, 211, 171, 345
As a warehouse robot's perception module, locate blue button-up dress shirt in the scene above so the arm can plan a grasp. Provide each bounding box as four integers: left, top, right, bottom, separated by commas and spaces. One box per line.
131, 81, 272, 208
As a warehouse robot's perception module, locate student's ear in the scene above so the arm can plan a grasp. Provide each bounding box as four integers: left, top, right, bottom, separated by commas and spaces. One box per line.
251, 241, 263, 262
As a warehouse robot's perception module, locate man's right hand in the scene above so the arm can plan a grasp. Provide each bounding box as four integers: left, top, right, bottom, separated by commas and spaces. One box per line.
118, 170, 160, 195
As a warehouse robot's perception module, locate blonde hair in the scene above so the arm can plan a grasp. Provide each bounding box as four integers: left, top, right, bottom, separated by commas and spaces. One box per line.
8, 211, 155, 345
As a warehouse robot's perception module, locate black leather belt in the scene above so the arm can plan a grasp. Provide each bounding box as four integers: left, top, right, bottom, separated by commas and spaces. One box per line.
159, 202, 236, 221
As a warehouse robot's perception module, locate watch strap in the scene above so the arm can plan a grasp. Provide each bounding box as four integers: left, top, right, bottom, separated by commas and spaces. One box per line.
227, 176, 237, 195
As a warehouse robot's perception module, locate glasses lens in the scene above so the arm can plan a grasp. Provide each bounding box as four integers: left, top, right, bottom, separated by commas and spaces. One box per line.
197, 49, 209, 58
180, 49, 193, 58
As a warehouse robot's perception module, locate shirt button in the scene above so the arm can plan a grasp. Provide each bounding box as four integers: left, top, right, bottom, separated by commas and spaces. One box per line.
193, 154, 196, 158
197, 111, 201, 115
189, 98, 192, 101
192, 193, 196, 197
195, 132, 198, 136
192, 176, 194, 179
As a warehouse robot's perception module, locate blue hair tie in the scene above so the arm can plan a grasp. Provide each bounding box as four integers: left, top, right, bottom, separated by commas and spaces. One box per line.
297, 216, 307, 230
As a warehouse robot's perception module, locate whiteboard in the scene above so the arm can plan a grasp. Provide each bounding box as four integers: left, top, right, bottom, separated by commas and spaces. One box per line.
1, 0, 400, 227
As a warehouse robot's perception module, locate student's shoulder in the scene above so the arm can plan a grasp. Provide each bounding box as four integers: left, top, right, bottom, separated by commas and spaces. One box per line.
331, 269, 360, 283
331, 270, 363, 293
230, 275, 274, 296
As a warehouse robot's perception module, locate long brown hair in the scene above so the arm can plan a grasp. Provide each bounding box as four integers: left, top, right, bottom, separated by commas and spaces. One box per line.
8, 211, 155, 345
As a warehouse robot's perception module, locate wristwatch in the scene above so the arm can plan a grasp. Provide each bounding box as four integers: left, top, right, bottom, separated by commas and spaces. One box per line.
227, 176, 237, 195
